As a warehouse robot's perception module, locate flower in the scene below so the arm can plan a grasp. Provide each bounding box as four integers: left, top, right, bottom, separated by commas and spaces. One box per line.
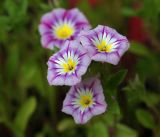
39, 8, 90, 49
47, 40, 91, 86
79, 25, 130, 65
62, 77, 107, 124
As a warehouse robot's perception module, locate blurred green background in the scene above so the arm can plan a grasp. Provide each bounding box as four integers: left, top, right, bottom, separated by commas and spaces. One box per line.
0, 0, 160, 137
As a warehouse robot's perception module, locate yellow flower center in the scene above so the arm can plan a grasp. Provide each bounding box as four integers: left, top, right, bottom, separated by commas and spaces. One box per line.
97, 40, 112, 52
79, 95, 93, 108
62, 58, 76, 73
54, 24, 74, 39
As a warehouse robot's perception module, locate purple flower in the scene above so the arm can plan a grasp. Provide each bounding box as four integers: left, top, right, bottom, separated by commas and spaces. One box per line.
47, 40, 91, 86
79, 25, 130, 65
62, 77, 107, 124
39, 8, 91, 49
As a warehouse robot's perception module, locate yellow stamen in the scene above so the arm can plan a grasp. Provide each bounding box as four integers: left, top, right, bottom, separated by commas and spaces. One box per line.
97, 40, 112, 52
79, 95, 93, 108
55, 24, 74, 39
62, 58, 76, 73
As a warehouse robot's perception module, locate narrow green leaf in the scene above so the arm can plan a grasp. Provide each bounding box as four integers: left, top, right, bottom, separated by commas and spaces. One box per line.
107, 69, 127, 90
13, 97, 37, 136
142, 93, 160, 107
103, 99, 121, 125
109, 99, 121, 116
35, 133, 45, 137
88, 122, 109, 137
116, 123, 138, 137
129, 42, 151, 57
19, 61, 37, 89
0, 16, 10, 29
122, 8, 138, 17
136, 109, 155, 129
19, 0, 28, 15
57, 118, 76, 132
124, 75, 146, 104
6, 45, 19, 79
4, 0, 17, 16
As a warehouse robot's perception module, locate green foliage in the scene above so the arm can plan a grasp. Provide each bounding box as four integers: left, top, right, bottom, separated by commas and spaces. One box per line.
136, 109, 156, 129
6, 45, 20, 79
106, 69, 127, 91
13, 97, 37, 137
122, 8, 138, 17
116, 124, 138, 137
0, 0, 160, 137
142, 93, 160, 107
142, 0, 160, 34
57, 119, 76, 132
129, 42, 151, 57
129, 42, 160, 78
88, 122, 109, 137
124, 75, 146, 104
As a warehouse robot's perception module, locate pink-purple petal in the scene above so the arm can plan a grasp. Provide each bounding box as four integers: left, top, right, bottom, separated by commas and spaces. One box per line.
38, 8, 91, 49
79, 25, 130, 65
73, 110, 92, 124
91, 103, 107, 115
62, 77, 107, 124
47, 40, 91, 86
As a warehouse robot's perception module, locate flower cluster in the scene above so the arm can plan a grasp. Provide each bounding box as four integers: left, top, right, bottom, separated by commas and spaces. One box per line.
39, 8, 129, 124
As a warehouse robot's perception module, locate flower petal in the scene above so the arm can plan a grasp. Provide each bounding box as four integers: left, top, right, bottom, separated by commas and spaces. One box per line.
79, 25, 130, 65
39, 8, 91, 49
62, 77, 107, 124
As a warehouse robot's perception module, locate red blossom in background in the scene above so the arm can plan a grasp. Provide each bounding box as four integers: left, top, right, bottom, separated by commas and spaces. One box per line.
68, 0, 80, 8
128, 2, 148, 43
88, 0, 100, 7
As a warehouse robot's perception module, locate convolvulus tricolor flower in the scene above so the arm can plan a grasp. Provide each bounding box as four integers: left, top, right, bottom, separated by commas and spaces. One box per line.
79, 25, 129, 65
47, 40, 91, 86
39, 8, 90, 49
62, 77, 107, 124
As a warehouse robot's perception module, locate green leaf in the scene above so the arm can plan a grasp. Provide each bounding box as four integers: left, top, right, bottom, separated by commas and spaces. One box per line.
19, 60, 37, 89
35, 124, 55, 137
106, 69, 127, 90
13, 97, 37, 137
129, 42, 151, 57
5, 0, 28, 17
6, 45, 20, 79
39, 3, 53, 11
103, 99, 121, 125
142, 93, 160, 107
124, 75, 146, 104
4, 0, 17, 16
104, 70, 127, 120
0, 98, 9, 124
19, 0, 28, 16
109, 99, 121, 116
136, 109, 155, 129
88, 122, 109, 137
0, 16, 11, 41
0, 16, 10, 30
122, 8, 138, 17
57, 118, 76, 132
116, 123, 138, 137
35, 133, 45, 137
